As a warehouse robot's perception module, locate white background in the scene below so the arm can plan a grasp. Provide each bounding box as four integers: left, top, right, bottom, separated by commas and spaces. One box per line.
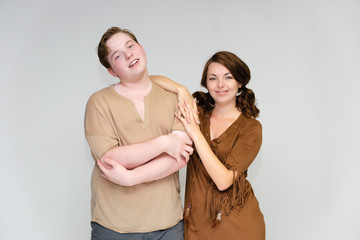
1, 0, 359, 239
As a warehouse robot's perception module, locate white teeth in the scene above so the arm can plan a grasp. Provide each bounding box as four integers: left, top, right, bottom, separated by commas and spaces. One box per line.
129, 59, 139, 67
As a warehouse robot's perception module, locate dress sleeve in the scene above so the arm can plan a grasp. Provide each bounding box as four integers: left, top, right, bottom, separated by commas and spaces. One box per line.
84, 94, 120, 160
225, 119, 262, 174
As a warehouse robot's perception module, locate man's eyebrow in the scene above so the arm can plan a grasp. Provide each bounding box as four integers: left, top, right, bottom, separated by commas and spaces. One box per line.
110, 40, 134, 59
110, 50, 119, 60
125, 39, 134, 45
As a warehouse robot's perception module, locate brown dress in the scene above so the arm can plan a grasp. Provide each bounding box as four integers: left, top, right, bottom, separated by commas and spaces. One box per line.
184, 107, 265, 240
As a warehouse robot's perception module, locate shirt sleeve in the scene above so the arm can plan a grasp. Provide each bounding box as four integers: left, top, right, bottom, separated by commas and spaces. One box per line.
170, 95, 186, 132
84, 94, 120, 160
171, 114, 185, 132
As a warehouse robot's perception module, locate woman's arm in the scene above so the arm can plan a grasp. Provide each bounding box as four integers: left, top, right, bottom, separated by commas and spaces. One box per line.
150, 75, 193, 105
192, 130, 235, 191
176, 103, 234, 191
150, 75, 187, 94
151, 75, 199, 123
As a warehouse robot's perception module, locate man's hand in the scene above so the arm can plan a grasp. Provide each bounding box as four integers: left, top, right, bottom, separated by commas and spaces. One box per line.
97, 159, 136, 187
164, 131, 193, 166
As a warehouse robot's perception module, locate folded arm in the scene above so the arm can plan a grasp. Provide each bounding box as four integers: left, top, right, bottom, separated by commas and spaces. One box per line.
98, 131, 193, 186
100, 130, 192, 169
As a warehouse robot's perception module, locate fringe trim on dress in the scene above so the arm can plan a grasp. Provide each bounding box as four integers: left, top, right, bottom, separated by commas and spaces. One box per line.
184, 204, 199, 231
205, 170, 251, 226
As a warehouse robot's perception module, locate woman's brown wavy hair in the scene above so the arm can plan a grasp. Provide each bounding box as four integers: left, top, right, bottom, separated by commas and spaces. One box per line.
193, 51, 260, 118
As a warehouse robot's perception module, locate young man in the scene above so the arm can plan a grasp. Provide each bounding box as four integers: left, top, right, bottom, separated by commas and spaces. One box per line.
84, 27, 193, 240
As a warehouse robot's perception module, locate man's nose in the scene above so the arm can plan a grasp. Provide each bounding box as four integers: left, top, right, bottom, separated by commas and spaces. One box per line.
125, 50, 132, 60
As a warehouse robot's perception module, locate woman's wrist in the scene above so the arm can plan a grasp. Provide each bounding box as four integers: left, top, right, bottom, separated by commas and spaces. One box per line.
177, 85, 190, 95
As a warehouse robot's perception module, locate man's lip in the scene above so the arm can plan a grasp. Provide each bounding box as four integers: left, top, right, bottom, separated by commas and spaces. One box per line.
129, 59, 139, 68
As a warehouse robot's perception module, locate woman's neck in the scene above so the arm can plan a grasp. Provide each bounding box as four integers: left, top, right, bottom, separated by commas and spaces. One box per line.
212, 103, 240, 119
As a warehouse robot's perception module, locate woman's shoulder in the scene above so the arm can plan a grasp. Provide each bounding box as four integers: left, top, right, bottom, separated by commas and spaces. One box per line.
240, 115, 262, 133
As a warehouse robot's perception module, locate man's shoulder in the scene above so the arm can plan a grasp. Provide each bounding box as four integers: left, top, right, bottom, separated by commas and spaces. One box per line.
152, 81, 177, 98
85, 85, 116, 110
88, 85, 113, 100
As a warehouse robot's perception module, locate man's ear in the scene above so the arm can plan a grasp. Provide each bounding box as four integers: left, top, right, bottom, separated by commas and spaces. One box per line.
107, 68, 117, 77
140, 44, 146, 55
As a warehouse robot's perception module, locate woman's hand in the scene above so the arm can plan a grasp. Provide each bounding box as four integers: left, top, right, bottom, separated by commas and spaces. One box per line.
177, 88, 200, 124
175, 100, 201, 139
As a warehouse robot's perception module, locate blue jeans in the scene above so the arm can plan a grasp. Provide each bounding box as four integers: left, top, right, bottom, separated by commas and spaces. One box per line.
91, 220, 184, 240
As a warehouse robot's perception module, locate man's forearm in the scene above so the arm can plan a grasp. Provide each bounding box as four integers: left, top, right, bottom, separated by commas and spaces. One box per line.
98, 131, 192, 186
101, 131, 192, 170
130, 131, 191, 184
98, 153, 187, 187
130, 153, 186, 185
100, 135, 168, 169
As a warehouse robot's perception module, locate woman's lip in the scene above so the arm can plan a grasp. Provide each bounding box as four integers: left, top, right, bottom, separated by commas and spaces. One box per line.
215, 90, 229, 94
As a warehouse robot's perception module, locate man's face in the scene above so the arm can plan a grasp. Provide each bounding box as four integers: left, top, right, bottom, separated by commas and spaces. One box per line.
106, 32, 147, 81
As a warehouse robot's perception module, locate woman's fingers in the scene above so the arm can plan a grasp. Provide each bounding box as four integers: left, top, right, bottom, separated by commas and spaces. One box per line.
177, 102, 186, 119
185, 101, 198, 124
193, 99, 200, 124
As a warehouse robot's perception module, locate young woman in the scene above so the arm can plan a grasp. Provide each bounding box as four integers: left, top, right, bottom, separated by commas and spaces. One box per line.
152, 51, 265, 239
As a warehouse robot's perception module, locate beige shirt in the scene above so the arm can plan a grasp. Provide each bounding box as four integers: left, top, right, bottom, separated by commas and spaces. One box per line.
85, 82, 184, 233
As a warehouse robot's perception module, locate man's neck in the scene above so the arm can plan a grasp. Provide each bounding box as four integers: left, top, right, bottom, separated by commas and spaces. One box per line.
115, 72, 152, 99
114, 72, 152, 122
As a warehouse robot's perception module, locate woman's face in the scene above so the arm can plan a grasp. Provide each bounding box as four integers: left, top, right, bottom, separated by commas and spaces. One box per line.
206, 62, 241, 106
